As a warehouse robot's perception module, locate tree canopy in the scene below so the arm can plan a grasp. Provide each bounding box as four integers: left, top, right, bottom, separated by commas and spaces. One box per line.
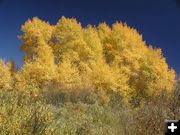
1, 16, 175, 106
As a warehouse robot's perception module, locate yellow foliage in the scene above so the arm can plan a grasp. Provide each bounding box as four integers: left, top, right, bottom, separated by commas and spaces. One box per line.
51, 17, 103, 71
14, 16, 176, 104
82, 25, 103, 62
20, 17, 54, 63
0, 59, 12, 89
137, 47, 175, 96
89, 61, 131, 103
56, 59, 81, 89
51, 16, 84, 64
20, 40, 56, 88
97, 22, 175, 100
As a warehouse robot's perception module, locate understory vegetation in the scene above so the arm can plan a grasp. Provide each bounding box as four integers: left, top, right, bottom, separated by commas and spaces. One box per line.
0, 16, 179, 135
0, 86, 180, 135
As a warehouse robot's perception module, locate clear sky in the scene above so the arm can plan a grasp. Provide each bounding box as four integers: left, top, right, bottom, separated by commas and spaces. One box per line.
0, 0, 180, 74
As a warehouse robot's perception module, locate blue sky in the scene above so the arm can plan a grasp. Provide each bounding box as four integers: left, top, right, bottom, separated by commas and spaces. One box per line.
0, 0, 180, 74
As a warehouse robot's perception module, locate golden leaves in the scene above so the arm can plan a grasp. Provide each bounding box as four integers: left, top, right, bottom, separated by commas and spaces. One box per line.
0, 59, 12, 89
1, 16, 175, 105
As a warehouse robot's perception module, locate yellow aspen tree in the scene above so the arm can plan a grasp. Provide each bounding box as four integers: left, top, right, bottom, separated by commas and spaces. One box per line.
51, 17, 103, 73
89, 61, 130, 103
20, 39, 56, 88
97, 23, 113, 64
98, 22, 175, 102
0, 59, 12, 89
20, 17, 54, 63
17, 16, 175, 105
137, 47, 175, 97
51, 16, 84, 64
56, 58, 81, 89
82, 25, 103, 62
18, 17, 56, 88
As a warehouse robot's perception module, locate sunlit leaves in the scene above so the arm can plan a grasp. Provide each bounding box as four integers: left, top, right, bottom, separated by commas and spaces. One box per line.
0, 59, 12, 89
9, 16, 176, 105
